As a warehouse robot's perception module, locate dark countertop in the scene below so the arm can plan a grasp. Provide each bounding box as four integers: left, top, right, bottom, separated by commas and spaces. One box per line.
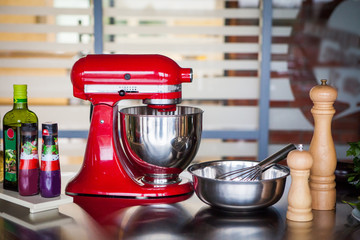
0, 174, 359, 240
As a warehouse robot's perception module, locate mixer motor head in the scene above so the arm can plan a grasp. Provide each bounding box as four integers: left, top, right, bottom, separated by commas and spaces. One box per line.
71, 54, 192, 110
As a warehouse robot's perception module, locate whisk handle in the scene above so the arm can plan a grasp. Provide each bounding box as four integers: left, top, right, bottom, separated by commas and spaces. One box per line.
258, 143, 297, 169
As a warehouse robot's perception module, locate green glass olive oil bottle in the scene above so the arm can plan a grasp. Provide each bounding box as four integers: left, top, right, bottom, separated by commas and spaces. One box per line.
3, 85, 38, 191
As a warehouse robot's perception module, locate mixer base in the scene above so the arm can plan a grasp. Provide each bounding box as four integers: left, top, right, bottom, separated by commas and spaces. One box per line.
66, 177, 194, 203
70, 191, 193, 203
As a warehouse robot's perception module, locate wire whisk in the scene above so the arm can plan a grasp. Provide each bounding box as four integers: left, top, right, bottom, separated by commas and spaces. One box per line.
217, 143, 298, 181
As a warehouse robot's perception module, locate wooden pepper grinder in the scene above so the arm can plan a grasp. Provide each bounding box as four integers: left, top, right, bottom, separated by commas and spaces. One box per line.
287, 144, 313, 222
309, 79, 338, 210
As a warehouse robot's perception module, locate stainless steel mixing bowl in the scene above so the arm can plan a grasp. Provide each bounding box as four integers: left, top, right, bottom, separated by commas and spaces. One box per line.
188, 160, 290, 211
120, 106, 203, 184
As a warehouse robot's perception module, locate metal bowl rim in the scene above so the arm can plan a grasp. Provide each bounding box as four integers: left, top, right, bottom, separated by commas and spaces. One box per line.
119, 105, 204, 117
187, 159, 290, 183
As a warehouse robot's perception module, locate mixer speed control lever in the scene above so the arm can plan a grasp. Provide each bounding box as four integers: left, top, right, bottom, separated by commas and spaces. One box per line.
118, 90, 126, 96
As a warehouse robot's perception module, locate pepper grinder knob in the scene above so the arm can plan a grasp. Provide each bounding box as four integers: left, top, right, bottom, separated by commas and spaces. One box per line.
287, 145, 313, 222
309, 79, 338, 210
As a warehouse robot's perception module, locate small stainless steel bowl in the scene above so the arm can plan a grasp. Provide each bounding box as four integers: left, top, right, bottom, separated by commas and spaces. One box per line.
188, 160, 290, 211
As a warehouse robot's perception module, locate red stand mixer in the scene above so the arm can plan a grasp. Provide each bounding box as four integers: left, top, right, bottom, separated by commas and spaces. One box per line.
65, 54, 203, 202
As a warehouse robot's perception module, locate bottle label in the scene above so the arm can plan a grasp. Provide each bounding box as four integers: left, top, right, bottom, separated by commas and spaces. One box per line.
14, 98, 27, 103
20, 140, 39, 170
4, 127, 17, 182
41, 141, 60, 171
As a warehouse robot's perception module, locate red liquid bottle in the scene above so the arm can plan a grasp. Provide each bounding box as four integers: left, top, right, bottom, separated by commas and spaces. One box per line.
40, 123, 61, 198
19, 123, 39, 196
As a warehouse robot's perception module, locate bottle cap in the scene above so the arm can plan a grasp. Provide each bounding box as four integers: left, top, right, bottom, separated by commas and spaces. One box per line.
42, 122, 58, 136
13, 84, 27, 101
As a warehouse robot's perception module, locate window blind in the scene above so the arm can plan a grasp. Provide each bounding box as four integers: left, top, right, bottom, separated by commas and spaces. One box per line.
0, 0, 301, 161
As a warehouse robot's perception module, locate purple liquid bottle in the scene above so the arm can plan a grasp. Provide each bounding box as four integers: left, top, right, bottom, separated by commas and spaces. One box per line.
19, 123, 39, 196
40, 122, 61, 198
